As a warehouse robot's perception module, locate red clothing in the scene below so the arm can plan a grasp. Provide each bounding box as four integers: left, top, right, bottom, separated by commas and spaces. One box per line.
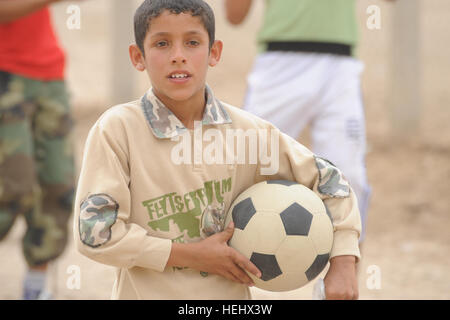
0, 7, 65, 80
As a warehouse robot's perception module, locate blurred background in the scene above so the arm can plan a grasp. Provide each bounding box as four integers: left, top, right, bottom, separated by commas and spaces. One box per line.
0, 0, 449, 299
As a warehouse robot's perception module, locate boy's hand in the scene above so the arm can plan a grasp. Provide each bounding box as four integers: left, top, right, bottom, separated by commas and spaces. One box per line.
324, 255, 358, 300
191, 222, 262, 286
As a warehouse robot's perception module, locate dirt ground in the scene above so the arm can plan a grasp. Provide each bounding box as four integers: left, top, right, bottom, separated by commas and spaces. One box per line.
0, 0, 449, 300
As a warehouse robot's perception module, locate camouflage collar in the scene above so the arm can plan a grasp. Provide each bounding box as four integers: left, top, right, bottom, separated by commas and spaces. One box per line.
140, 85, 232, 139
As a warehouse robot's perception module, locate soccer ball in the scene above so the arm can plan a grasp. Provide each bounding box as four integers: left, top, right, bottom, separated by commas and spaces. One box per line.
225, 180, 334, 292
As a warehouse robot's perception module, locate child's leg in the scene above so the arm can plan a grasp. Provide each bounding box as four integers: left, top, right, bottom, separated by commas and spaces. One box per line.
0, 72, 38, 242
23, 79, 74, 269
310, 58, 371, 243
0, 72, 50, 299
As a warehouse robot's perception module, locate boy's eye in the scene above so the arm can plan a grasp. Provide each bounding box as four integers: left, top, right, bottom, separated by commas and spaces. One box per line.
187, 40, 200, 46
156, 41, 168, 47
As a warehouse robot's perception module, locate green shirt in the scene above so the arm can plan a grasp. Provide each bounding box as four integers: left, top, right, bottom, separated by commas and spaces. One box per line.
257, 0, 358, 54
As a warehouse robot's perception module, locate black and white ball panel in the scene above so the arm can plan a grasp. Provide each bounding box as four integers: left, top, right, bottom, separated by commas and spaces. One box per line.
305, 253, 330, 281
279, 203, 313, 236
250, 253, 282, 281
231, 197, 256, 230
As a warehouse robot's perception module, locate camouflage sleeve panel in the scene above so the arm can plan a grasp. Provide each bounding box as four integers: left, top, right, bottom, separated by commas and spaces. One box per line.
79, 193, 119, 248
314, 156, 350, 198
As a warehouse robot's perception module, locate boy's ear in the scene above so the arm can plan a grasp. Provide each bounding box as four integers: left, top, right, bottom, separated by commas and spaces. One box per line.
208, 40, 223, 67
129, 44, 146, 71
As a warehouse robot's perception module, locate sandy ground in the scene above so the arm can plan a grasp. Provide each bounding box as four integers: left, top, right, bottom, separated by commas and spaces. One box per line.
0, 0, 449, 300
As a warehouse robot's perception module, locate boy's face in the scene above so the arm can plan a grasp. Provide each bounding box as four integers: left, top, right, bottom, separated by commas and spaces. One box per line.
130, 10, 222, 106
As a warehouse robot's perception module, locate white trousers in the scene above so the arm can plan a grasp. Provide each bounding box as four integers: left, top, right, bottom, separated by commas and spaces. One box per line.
244, 51, 371, 241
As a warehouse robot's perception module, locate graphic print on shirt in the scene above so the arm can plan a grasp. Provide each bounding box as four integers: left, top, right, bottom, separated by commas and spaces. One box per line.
142, 177, 232, 241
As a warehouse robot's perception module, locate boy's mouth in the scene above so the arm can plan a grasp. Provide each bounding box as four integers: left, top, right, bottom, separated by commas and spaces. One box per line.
168, 71, 192, 81
169, 73, 189, 79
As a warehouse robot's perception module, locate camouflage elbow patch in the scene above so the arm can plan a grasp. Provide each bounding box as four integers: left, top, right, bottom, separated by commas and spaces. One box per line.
79, 194, 119, 248
314, 156, 350, 198
200, 202, 226, 238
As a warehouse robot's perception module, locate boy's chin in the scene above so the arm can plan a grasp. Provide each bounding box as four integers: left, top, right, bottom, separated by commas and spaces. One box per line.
167, 91, 193, 102
158, 86, 202, 104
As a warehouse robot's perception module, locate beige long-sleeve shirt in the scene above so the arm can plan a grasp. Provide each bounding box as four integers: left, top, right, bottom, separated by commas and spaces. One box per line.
73, 86, 361, 300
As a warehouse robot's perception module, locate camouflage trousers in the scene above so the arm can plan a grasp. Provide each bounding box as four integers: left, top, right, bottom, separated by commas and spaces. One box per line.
0, 71, 74, 267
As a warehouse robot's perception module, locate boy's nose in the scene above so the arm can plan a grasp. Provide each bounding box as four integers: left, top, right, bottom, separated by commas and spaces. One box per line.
171, 47, 187, 64
171, 56, 186, 64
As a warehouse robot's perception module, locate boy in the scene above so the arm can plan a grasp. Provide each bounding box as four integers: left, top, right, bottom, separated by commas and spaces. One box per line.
74, 0, 361, 300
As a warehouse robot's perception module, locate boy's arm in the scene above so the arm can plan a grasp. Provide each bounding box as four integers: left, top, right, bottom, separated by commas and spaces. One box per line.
258, 127, 362, 299
224, 0, 252, 25
0, 0, 82, 23
1, 0, 58, 23
324, 255, 358, 300
74, 116, 172, 272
